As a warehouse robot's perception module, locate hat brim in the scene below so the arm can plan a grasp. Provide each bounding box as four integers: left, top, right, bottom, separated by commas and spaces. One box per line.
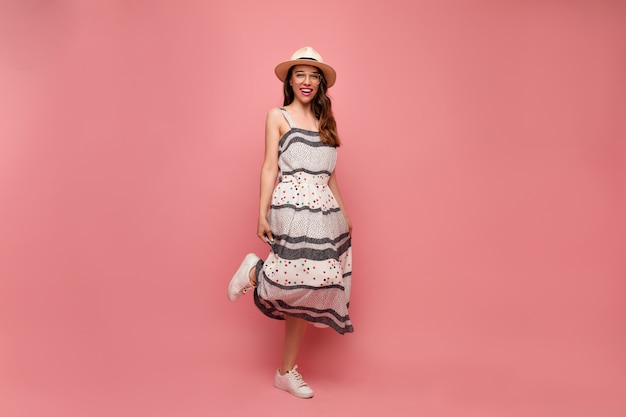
275, 59, 336, 88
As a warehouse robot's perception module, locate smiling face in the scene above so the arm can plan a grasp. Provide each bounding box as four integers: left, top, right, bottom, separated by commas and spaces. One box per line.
289, 64, 323, 103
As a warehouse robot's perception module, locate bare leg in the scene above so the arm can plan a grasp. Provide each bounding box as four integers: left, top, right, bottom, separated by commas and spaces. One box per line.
279, 315, 308, 374
248, 266, 307, 374
248, 266, 257, 286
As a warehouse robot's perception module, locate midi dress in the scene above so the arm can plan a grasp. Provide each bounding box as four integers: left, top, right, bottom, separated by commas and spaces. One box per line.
254, 107, 354, 335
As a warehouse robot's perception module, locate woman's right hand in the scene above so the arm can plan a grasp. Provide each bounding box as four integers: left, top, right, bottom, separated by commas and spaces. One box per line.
257, 217, 273, 243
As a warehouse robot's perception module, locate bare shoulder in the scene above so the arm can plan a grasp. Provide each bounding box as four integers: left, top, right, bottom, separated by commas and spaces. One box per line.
266, 107, 284, 125
266, 107, 289, 137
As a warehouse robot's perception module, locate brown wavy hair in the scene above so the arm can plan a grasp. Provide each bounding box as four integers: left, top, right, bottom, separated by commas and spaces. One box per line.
283, 66, 341, 147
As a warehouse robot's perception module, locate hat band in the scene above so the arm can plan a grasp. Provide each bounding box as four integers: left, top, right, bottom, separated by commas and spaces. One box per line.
298, 57, 319, 62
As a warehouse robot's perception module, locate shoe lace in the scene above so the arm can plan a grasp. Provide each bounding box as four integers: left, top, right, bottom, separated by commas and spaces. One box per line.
287, 366, 308, 388
240, 282, 255, 294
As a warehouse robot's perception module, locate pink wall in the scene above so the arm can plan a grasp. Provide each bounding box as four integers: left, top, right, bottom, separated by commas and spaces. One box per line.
1, 1, 624, 416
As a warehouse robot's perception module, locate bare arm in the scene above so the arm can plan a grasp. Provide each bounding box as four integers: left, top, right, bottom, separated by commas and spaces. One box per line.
328, 169, 352, 236
257, 108, 283, 242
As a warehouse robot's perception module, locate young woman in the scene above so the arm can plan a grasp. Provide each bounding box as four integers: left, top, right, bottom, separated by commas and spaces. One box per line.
227, 46, 353, 399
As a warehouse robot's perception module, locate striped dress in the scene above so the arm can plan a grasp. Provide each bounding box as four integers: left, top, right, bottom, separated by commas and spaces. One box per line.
254, 107, 353, 334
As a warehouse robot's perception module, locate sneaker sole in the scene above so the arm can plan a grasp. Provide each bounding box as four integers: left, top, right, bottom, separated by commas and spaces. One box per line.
274, 382, 314, 399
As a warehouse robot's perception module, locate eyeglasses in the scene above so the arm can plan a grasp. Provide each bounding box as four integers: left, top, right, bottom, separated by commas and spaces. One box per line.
292, 71, 322, 85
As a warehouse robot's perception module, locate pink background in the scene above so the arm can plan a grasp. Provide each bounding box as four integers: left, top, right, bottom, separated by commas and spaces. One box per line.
1, 1, 625, 416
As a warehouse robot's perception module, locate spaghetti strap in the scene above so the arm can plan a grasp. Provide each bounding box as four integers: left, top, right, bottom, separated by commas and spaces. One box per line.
279, 107, 297, 129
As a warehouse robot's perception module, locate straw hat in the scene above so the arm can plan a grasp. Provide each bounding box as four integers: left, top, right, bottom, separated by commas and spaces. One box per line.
274, 46, 337, 88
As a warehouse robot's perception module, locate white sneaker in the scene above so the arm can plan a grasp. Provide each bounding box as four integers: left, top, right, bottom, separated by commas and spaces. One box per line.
227, 253, 260, 302
274, 365, 314, 399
